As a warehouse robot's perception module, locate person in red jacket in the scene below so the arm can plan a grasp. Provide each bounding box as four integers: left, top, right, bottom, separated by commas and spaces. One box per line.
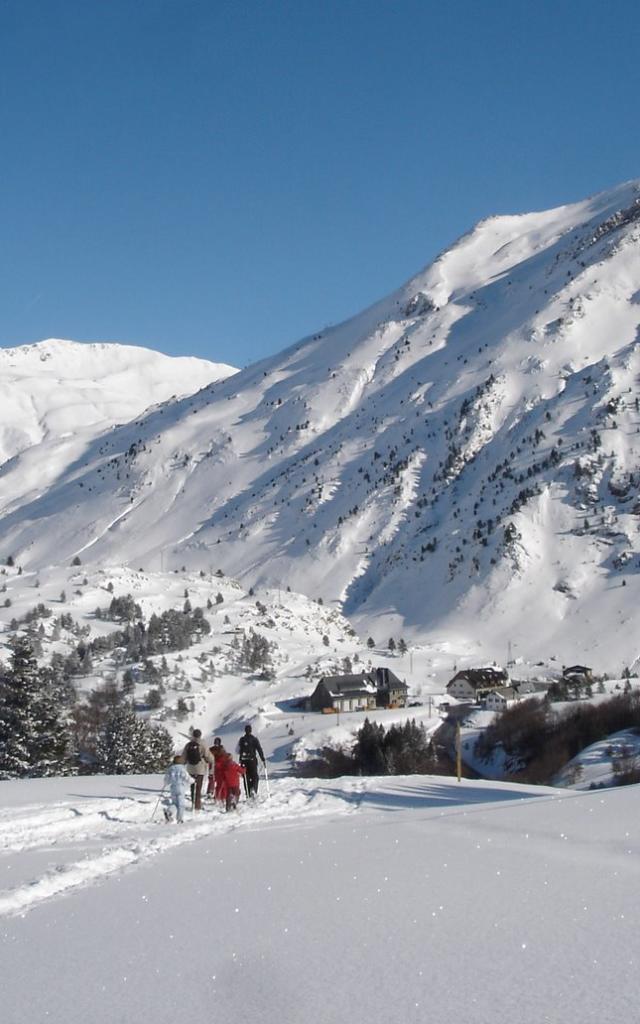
222, 752, 246, 812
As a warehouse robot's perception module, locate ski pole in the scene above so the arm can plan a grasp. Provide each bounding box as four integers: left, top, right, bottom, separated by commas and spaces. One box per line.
150, 783, 167, 822
263, 759, 271, 800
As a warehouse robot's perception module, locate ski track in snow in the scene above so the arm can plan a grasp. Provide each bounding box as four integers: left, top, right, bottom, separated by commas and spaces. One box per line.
0, 782, 358, 918
0, 774, 559, 919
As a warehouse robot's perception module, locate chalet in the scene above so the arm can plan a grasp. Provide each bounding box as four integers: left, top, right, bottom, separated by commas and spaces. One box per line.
562, 664, 593, 683
308, 668, 409, 713
446, 666, 509, 702
370, 667, 409, 708
485, 686, 518, 712
308, 674, 378, 713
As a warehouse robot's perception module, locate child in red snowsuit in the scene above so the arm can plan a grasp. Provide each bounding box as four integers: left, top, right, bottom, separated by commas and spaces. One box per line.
222, 753, 246, 812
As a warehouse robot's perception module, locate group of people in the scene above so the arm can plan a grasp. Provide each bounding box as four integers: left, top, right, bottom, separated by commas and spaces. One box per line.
163, 724, 266, 823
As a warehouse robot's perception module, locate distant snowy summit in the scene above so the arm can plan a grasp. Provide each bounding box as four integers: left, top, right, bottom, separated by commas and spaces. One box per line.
0, 337, 236, 383
0, 338, 237, 465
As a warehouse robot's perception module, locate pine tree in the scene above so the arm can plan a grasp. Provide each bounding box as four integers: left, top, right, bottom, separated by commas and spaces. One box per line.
0, 637, 74, 778
95, 702, 174, 774
0, 636, 41, 778
353, 718, 387, 775
146, 723, 175, 770
32, 665, 75, 776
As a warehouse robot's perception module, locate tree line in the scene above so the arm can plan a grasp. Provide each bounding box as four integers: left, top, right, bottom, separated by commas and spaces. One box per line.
297, 718, 450, 778
0, 636, 173, 779
474, 691, 640, 785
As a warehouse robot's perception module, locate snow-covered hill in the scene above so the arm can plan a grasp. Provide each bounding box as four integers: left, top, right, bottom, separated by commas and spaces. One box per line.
3, 181, 640, 669
0, 338, 236, 500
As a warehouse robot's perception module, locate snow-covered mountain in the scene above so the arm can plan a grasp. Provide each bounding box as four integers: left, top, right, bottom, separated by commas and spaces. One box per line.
0, 338, 236, 519
0, 338, 236, 464
2, 181, 640, 669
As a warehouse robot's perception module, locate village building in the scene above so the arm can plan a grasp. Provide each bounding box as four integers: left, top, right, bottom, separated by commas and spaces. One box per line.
308, 674, 377, 713
446, 666, 509, 702
562, 664, 593, 684
307, 668, 408, 713
512, 679, 538, 697
370, 667, 408, 708
485, 686, 519, 712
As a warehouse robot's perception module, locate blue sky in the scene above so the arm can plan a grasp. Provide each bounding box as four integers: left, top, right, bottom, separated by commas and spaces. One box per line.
1, 0, 638, 367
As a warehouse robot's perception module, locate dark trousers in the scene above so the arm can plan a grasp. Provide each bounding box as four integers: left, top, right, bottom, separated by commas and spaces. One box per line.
189, 773, 204, 810
242, 759, 259, 797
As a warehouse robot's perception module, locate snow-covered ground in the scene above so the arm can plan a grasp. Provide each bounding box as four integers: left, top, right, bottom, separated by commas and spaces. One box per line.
1, 771, 638, 1024
0, 560, 457, 758
554, 728, 640, 790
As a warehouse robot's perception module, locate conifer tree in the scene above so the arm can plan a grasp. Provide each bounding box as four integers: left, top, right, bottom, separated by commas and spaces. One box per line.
95, 702, 174, 774
32, 664, 75, 776
353, 718, 387, 774
0, 636, 40, 778
0, 636, 74, 778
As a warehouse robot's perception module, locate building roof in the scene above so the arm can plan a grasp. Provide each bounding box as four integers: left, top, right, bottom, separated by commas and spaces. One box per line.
447, 667, 509, 690
318, 669, 407, 695
331, 687, 377, 700
562, 665, 592, 678
317, 675, 377, 698
371, 667, 408, 691
488, 686, 517, 700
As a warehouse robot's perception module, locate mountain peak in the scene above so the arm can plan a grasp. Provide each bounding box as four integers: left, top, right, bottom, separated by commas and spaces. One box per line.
2, 181, 640, 670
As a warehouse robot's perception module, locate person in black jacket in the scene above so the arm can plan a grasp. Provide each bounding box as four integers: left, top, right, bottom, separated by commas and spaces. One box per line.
237, 724, 265, 798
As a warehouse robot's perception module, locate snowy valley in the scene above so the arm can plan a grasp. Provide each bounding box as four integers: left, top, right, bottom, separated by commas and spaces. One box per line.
3, 183, 640, 672
2, 181, 640, 1024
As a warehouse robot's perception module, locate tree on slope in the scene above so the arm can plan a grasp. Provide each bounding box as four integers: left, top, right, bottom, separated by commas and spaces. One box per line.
95, 702, 174, 774
30, 664, 75, 776
353, 718, 387, 775
0, 636, 74, 778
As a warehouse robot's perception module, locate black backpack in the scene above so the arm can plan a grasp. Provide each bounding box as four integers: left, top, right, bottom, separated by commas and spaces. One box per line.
185, 740, 201, 766
239, 735, 256, 762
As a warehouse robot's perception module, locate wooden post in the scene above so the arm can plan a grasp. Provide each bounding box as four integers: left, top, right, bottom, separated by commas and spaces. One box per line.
456, 721, 462, 782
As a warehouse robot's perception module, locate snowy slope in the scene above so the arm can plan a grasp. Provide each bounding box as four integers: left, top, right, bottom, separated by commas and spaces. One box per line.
0, 558, 448, 765
3, 182, 640, 669
0, 338, 236, 505
1, 771, 638, 1024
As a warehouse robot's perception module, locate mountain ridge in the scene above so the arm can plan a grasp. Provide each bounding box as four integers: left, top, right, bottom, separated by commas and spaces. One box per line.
2, 180, 640, 669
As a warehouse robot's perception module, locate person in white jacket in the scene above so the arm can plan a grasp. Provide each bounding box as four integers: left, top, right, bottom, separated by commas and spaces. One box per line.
163, 755, 192, 824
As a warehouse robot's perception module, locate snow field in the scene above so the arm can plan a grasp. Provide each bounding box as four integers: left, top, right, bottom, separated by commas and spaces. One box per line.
0, 774, 369, 919
1, 772, 639, 1024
